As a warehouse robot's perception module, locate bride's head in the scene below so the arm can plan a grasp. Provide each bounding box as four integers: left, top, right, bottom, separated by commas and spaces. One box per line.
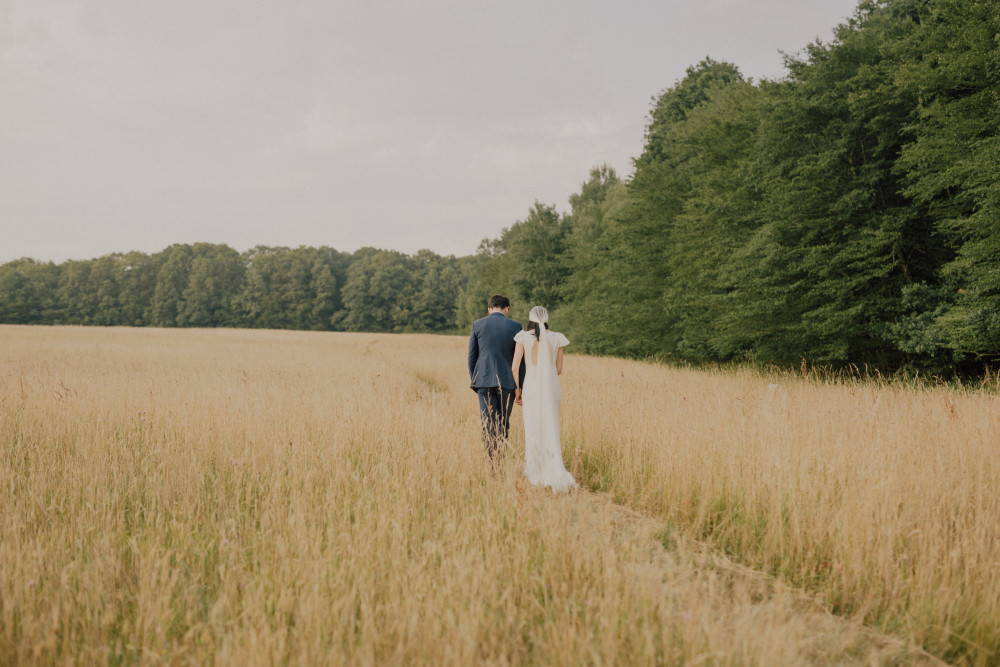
527, 306, 549, 339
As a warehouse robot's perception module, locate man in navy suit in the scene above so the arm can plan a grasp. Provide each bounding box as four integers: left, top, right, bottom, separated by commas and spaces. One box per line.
468, 294, 525, 465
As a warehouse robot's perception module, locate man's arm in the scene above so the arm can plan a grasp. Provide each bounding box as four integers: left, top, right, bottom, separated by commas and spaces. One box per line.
467, 325, 479, 385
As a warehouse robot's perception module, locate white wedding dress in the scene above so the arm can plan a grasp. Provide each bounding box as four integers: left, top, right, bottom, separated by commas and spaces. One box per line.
514, 328, 576, 492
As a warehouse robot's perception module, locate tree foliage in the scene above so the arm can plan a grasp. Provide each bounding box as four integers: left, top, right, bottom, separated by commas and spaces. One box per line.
1, 244, 463, 334
458, 0, 998, 375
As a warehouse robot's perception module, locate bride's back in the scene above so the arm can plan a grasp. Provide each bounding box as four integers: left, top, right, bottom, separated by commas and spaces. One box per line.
523, 331, 559, 364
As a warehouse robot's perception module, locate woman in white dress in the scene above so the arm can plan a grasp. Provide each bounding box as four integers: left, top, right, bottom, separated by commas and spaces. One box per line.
511, 306, 576, 492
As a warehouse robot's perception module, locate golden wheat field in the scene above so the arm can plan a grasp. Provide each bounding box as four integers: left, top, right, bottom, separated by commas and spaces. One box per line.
1, 325, 997, 665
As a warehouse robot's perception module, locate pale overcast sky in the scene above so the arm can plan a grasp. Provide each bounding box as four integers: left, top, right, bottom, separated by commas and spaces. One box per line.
1, 0, 860, 264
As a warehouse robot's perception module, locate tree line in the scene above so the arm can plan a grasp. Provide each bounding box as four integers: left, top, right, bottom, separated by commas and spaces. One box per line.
2, 0, 997, 374
0, 244, 472, 334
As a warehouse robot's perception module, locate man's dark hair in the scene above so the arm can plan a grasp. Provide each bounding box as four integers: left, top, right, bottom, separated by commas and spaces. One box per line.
488, 294, 509, 311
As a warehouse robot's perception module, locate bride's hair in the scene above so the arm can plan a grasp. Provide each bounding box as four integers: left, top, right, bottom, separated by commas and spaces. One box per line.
527, 320, 548, 339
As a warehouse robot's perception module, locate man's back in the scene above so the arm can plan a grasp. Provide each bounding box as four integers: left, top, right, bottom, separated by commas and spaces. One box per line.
468, 312, 522, 389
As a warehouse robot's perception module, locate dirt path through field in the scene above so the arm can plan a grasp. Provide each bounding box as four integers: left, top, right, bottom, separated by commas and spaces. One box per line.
509, 474, 946, 666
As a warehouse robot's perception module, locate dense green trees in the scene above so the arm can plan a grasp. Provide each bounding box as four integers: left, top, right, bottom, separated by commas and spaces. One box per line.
0, 260, 51, 324
890, 0, 1000, 362
557, 166, 630, 354
2, 0, 996, 373
179, 244, 245, 328
0, 244, 464, 334
462, 0, 998, 375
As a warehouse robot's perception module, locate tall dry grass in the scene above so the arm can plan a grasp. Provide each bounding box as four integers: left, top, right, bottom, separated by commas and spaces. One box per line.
563, 355, 1000, 665
0, 325, 986, 664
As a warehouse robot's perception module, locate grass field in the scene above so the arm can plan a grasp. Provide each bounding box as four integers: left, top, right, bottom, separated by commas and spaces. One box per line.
1, 325, 996, 664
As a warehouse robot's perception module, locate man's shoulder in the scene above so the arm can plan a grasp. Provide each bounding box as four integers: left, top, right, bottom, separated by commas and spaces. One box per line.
474, 313, 504, 325
472, 313, 521, 332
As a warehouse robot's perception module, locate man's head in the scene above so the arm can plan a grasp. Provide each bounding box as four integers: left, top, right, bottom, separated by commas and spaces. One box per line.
488, 294, 510, 314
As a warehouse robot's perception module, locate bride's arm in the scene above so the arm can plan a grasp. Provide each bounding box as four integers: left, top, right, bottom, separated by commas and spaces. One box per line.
512, 343, 525, 405
556, 347, 564, 375
512, 343, 524, 383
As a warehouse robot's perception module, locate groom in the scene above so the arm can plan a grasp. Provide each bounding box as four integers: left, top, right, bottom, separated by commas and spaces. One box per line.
468, 294, 525, 464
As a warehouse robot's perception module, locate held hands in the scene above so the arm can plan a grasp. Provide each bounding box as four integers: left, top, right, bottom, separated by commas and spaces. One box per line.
515, 387, 522, 406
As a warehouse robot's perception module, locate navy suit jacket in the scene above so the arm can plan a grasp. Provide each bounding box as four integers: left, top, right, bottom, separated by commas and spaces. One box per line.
468, 312, 525, 390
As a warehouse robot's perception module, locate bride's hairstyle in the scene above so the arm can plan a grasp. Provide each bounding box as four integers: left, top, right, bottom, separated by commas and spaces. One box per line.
526, 320, 548, 339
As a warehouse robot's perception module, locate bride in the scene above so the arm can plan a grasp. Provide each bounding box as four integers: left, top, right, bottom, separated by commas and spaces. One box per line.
512, 306, 576, 492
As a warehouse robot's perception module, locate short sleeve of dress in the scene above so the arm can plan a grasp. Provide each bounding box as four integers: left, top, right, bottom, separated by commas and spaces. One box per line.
551, 332, 570, 348
513, 330, 533, 345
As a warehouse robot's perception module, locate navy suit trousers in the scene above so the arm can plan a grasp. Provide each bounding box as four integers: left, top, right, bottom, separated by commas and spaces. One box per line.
477, 386, 516, 460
